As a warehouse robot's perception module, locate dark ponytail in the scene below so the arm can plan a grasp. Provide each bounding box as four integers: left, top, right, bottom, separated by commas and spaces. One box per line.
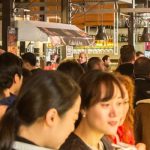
0, 105, 20, 150
0, 71, 80, 149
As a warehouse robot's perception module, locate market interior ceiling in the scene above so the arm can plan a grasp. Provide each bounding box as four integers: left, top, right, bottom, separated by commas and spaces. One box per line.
0, 0, 149, 29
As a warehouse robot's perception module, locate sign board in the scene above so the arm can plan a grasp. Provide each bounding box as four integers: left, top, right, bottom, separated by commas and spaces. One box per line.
66, 45, 73, 58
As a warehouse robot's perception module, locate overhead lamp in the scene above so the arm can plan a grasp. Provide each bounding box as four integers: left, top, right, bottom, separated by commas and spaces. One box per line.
95, 3, 108, 41
95, 26, 108, 40
141, 27, 150, 42
141, 0, 150, 42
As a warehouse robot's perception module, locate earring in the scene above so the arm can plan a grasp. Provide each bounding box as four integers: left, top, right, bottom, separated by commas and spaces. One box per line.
81, 109, 86, 118
82, 113, 86, 118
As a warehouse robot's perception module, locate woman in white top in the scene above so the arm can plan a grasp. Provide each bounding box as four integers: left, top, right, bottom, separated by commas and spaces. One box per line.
0, 71, 81, 150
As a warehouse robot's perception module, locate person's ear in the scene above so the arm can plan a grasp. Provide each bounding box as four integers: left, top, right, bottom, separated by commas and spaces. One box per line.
23, 62, 30, 70
14, 73, 19, 84
26, 62, 31, 68
45, 108, 59, 127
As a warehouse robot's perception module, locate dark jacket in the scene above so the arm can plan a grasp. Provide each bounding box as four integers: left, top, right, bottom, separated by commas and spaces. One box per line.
134, 99, 150, 150
134, 77, 150, 108
116, 63, 134, 78
59, 133, 113, 150
0, 94, 16, 106
80, 62, 87, 72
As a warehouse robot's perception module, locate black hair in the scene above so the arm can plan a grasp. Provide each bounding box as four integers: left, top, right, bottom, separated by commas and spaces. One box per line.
120, 45, 135, 63
87, 57, 102, 71
136, 51, 144, 57
134, 57, 150, 77
21, 52, 36, 66
80, 70, 125, 109
22, 68, 32, 84
0, 52, 22, 96
0, 71, 80, 150
46, 61, 52, 66
57, 60, 85, 83
102, 55, 109, 62
75, 71, 125, 127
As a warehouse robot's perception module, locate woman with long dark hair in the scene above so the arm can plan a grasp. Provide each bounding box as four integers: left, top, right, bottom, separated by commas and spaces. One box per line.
60, 71, 125, 150
0, 71, 81, 150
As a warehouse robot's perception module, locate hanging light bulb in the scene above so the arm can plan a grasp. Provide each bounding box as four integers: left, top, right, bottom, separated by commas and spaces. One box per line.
141, 0, 150, 42
95, 3, 107, 41
95, 26, 108, 40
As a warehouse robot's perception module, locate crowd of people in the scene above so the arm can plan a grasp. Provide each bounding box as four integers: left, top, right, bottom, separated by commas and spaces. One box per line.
0, 45, 149, 150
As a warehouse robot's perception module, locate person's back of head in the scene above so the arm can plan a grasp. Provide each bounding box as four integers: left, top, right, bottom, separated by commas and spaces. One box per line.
136, 51, 144, 59
21, 52, 36, 71
46, 61, 52, 66
87, 57, 104, 71
0, 52, 23, 97
0, 70, 81, 149
57, 60, 85, 83
120, 45, 135, 64
136, 51, 144, 57
102, 55, 109, 63
22, 68, 32, 85
134, 57, 150, 78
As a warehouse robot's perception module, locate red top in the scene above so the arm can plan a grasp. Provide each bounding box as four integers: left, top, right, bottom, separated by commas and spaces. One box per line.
111, 123, 135, 145
117, 124, 135, 145
44, 64, 58, 70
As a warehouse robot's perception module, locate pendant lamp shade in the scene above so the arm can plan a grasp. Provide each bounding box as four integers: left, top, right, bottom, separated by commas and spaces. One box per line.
141, 27, 150, 42
95, 26, 107, 40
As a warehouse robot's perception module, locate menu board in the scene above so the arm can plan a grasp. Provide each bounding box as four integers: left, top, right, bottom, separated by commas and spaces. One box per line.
66, 45, 73, 58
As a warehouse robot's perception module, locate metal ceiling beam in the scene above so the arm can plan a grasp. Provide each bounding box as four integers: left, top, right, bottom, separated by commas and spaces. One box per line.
120, 7, 150, 12
71, 0, 132, 4
71, 7, 150, 15
15, 2, 61, 7
29, 10, 61, 15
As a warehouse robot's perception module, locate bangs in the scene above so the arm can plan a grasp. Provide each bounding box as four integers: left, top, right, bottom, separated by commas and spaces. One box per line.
90, 75, 125, 106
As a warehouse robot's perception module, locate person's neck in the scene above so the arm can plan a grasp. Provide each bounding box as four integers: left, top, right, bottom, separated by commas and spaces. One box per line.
9, 87, 17, 96
18, 123, 46, 148
75, 119, 104, 150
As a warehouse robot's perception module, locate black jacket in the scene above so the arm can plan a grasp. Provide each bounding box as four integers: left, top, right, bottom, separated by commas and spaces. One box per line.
116, 63, 134, 78
59, 133, 113, 150
134, 77, 150, 108
0, 94, 16, 106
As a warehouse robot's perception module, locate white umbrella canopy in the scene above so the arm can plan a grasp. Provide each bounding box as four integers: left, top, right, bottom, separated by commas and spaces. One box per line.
16, 20, 94, 46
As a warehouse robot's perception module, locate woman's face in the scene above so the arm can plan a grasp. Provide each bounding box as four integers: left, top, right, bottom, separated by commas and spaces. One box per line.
51, 95, 81, 149
84, 84, 124, 136
120, 85, 129, 125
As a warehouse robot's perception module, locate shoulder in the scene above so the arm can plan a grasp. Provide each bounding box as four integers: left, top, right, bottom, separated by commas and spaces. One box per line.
60, 133, 90, 150
136, 99, 150, 107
